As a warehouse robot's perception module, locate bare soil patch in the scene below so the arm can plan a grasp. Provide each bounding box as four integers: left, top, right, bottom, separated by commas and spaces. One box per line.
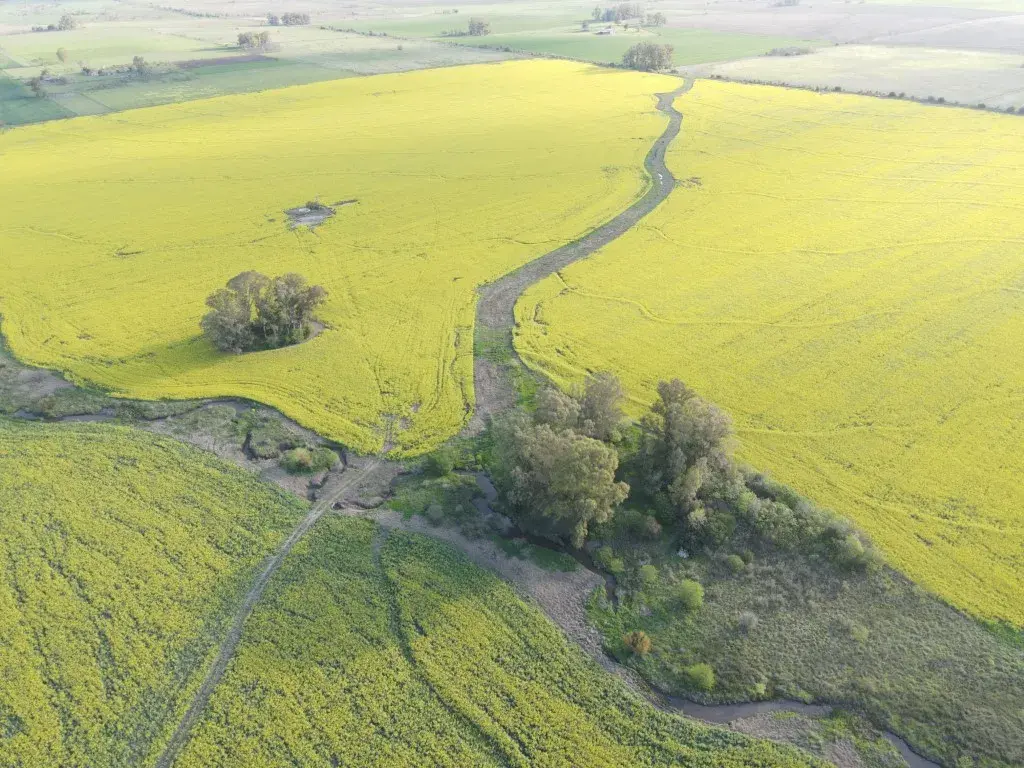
284, 199, 357, 229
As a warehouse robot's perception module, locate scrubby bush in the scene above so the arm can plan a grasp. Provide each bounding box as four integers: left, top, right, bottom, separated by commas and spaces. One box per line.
725, 554, 746, 574
424, 502, 445, 525
281, 446, 338, 474
676, 579, 704, 611
737, 611, 759, 634
639, 564, 659, 586
623, 630, 652, 655
683, 663, 715, 691
425, 446, 457, 477
595, 545, 626, 575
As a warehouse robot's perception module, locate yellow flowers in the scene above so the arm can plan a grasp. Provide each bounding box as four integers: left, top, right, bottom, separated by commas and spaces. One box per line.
516, 80, 1024, 625
178, 517, 822, 767
0, 419, 306, 766
0, 60, 676, 455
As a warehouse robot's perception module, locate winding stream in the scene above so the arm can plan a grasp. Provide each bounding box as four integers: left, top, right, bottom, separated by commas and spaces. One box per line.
472, 472, 942, 768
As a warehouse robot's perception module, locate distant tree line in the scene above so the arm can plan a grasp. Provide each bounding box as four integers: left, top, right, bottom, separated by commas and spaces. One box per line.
267, 12, 310, 26
31, 14, 76, 32
79, 56, 151, 77
201, 271, 327, 353
238, 31, 271, 49
622, 41, 674, 71
592, 3, 643, 22
441, 17, 491, 36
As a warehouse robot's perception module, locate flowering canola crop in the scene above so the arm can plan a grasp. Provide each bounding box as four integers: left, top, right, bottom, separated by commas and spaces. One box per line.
0, 60, 676, 455
177, 517, 823, 767
0, 419, 305, 766
515, 80, 1024, 625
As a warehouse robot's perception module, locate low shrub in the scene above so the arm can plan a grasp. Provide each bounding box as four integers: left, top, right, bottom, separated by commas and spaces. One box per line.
737, 611, 759, 634
639, 564, 659, 586
725, 554, 746, 574
676, 579, 704, 612
595, 545, 626, 575
624, 630, 653, 656
281, 446, 338, 474
683, 663, 715, 692
424, 446, 457, 477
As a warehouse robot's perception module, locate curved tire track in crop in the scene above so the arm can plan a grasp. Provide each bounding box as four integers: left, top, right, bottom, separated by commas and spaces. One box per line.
153, 459, 383, 768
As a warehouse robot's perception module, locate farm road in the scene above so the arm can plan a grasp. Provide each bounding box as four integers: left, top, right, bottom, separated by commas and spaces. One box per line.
153, 458, 387, 768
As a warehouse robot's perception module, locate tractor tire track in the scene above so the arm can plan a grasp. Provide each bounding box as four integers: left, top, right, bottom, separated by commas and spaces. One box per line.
153, 459, 384, 768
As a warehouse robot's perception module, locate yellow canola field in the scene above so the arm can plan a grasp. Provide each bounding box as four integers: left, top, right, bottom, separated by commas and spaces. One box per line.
0, 60, 676, 454
516, 81, 1024, 625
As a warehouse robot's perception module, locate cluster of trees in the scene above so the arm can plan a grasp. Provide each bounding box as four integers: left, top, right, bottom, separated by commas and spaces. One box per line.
267, 12, 310, 26
622, 41, 674, 70
490, 373, 629, 547
201, 271, 327, 353
488, 373, 879, 570
443, 18, 491, 36
32, 14, 76, 32
592, 3, 643, 22
645, 12, 667, 26
238, 31, 271, 49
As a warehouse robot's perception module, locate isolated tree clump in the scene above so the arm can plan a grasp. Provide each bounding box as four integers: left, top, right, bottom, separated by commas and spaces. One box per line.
622, 42, 674, 71
201, 271, 327, 354
238, 31, 270, 49
280, 12, 310, 25
57, 14, 77, 31
467, 17, 491, 36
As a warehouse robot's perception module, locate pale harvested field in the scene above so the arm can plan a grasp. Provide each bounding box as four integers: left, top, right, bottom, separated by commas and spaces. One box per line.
701, 45, 1024, 110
